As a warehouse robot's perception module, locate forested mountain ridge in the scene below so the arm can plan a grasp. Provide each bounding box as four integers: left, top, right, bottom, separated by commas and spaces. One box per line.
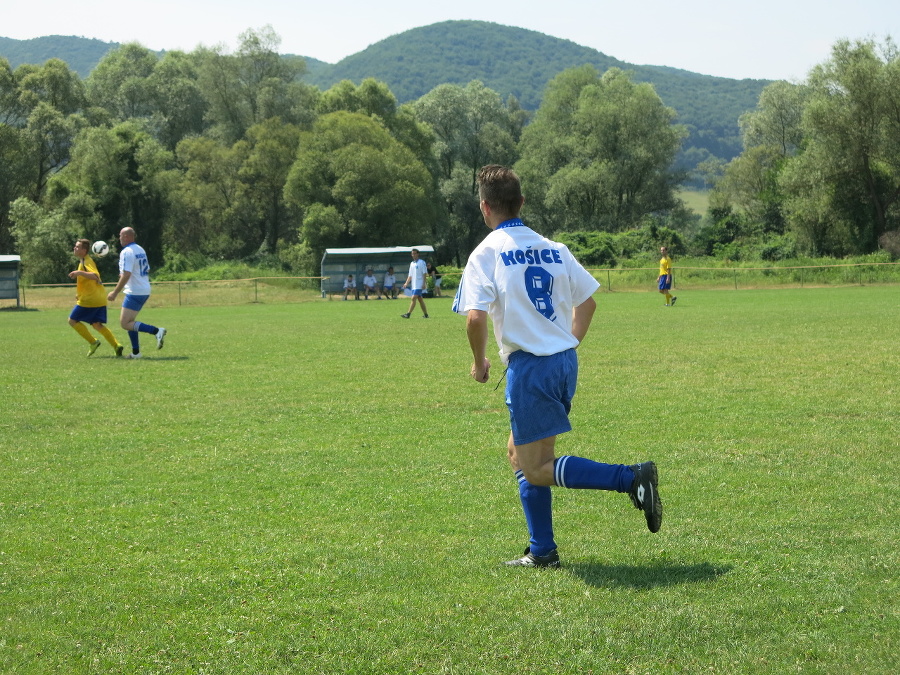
2, 21, 770, 164
0, 35, 125, 78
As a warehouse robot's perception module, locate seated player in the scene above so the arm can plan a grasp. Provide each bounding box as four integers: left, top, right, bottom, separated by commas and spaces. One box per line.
343, 274, 359, 300
382, 267, 397, 299
362, 268, 381, 299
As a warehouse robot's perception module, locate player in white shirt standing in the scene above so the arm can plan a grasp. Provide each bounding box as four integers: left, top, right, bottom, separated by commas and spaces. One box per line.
401, 248, 429, 318
107, 227, 166, 359
453, 165, 662, 568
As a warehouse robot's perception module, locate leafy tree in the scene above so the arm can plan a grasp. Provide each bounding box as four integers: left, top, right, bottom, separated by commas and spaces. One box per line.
516, 66, 687, 234
553, 231, 617, 266
414, 81, 520, 181
239, 117, 301, 255
694, 156, 727, 190
319, 78, 435, 172
739, 80, 808, 157
781, 38, 900, 254
0, 58, 25, 125
146, 51, 209, 149
715, 144, 785, 232
0, 124, 30, 251
47, 121, 173, 266
16, 58, 86, 116
9, 197, 80, 283
0, 58, 87, 251
167, 136, 253, 259
21, 102, 84, 201
195, 27, 311, 143
85, 43, 159, 120
412, 80, 522, 262
284, 111, 435, 253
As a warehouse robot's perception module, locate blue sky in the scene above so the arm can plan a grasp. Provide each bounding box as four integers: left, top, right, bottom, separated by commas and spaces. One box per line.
3, 0, 898, 81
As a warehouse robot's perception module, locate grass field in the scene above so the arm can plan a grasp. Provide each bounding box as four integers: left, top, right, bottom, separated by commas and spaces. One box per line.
1, 287, 897, 673
677, 189, 710, 216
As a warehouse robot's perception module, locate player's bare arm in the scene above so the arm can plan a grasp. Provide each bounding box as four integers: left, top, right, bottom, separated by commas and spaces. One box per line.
107, 270, 131, 302
571, 296, 596, 344
466, 309, 491, 383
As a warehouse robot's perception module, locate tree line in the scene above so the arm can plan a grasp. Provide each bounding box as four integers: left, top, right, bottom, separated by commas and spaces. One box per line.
1, 28, 897, 284
706, 38, 900, 260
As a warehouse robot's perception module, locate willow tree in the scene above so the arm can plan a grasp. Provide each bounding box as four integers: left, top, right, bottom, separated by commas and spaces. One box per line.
515, 65, 686, 234
284, 111, 436, 252
780, 38, 900, 255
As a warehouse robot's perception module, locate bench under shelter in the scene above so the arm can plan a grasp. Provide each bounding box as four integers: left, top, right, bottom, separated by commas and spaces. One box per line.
320, 246, 435, 297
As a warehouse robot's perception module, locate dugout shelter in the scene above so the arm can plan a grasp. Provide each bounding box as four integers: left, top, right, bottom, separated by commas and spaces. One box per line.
320, 246, 435, 297
0, 255, 22, 308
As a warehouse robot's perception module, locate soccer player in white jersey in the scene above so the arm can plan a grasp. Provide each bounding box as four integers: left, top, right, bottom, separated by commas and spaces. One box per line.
453, 165, 662, 568
107, 227, 166, 359
401, 248, 429, 318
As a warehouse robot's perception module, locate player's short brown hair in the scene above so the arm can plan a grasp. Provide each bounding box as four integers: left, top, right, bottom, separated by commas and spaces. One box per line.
76, 238, 91, 252
477, 164, 523, 218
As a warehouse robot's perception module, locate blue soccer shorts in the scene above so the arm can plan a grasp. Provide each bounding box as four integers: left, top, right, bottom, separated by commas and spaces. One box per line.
123, 294, 149, 311
69, 305, 107, 324
505, 348, 578, 446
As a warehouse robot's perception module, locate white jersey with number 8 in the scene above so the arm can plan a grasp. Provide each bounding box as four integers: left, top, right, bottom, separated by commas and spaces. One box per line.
453, 222, 600, 364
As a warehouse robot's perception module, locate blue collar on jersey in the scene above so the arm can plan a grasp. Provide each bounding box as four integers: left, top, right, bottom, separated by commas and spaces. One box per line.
496, 218, 524, 230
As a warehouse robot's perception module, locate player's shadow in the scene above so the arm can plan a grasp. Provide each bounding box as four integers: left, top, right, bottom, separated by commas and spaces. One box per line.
112, 355, 191, 361
567, 561, 731, 589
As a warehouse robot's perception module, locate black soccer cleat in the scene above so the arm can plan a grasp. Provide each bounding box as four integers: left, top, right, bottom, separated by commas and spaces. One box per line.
629, 461, 663, 533
505, 547, 561, 568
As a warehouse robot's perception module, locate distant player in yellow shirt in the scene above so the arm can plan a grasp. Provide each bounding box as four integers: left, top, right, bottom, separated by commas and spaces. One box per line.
67, 239, 123, 357
658, 246, 677, 306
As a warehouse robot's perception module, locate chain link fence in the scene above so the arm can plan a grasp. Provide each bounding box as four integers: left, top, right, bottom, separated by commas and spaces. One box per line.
3, 263, 899, 310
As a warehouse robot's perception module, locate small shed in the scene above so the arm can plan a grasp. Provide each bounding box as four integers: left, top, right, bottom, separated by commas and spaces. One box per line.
320, 246, 435, 296
0, 255, 22, 308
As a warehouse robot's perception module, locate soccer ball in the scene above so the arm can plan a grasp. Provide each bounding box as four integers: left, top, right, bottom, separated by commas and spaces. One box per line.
91, 240, 109, 257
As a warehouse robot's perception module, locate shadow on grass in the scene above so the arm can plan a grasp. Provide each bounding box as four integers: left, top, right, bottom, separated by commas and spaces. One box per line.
118, 355, 191, 361
567, 561, 731, 589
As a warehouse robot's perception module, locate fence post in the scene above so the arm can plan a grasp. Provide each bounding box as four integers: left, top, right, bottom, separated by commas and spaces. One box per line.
178, 282, 182, 306
734, 268, 737, 290
254, 278, 258, 303
607, 269, 611, 292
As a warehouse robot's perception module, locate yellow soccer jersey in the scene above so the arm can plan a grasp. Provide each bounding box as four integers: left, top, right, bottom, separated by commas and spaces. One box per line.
76, 256, 107, 307
659, 255, 672, 277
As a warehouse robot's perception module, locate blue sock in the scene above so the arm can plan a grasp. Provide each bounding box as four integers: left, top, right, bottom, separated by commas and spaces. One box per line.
133, 321, 158, 335
553, 456, 634, 493
516, 470, 556, 556
128, 330, 140, 352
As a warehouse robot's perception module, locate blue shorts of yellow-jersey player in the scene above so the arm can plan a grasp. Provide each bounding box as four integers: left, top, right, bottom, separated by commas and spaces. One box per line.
658, 275, 672, 291
123, 294, 150, 311
69, 305, 108, 324
505, 348, 578, 446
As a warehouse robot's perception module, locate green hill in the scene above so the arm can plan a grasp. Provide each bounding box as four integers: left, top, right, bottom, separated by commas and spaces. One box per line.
0, 21, 770, 164
0, 35, 120, 78
304, 21, 769, 164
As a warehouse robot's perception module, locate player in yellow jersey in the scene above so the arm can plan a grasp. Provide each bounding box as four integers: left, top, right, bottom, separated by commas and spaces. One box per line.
658, 246, 677, 306
67, 239, 124, 357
